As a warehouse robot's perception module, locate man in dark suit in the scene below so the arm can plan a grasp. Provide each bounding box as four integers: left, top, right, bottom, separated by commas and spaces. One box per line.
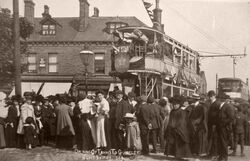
137, 95, 152, 155
114, 90, 133, 150
189, 94, 208, 156
207, 90, 221, 157
216, 94, 235, 161
147, 96, 162, 153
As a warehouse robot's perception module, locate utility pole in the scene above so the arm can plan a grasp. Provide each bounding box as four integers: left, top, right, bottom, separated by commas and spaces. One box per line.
13, 0, 21, 96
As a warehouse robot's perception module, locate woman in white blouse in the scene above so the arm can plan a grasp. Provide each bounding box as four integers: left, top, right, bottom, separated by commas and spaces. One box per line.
95, 91, 109, 149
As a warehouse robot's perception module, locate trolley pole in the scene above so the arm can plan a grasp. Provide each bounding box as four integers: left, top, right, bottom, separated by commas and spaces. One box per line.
233, 57, 236, 78
13, 0, 22, 96
216, 73, 218, 95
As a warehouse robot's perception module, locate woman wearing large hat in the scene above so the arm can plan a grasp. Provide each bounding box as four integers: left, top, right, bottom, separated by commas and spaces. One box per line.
164, 95, 191, 159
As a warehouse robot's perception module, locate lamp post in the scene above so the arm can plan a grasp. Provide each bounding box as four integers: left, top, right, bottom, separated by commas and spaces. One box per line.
80, 50, 94, 95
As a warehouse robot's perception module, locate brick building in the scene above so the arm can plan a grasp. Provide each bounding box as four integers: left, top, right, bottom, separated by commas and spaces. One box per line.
16, 0, 147, 96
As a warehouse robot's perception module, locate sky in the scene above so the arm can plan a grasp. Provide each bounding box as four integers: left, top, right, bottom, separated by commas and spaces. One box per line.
1, 0, 250, 91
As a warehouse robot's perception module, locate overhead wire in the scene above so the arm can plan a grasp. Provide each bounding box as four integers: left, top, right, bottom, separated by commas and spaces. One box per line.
166, 6, 237, 56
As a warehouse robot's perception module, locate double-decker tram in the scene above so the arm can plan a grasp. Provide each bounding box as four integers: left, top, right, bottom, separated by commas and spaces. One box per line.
218, 78, 249, 101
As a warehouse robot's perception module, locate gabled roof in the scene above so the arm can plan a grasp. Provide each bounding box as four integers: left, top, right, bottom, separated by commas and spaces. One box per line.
28, 16, 148, 42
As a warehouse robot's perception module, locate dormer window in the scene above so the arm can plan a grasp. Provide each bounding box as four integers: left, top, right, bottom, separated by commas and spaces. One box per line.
106, 22, 128, 34
42, 24, 56, 35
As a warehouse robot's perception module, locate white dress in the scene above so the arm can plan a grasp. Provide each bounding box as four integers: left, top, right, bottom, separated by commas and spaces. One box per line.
96, 98, 109, 148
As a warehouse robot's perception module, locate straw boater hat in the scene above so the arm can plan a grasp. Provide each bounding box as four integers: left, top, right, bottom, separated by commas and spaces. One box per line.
191, 93, 200, 100
124, 113, 135, 119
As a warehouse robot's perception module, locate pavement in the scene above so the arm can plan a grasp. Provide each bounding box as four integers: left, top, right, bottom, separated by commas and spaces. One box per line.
0, 146, 250, 161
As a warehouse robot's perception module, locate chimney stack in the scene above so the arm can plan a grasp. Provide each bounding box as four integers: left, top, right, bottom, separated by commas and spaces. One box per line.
153, 0, 163, 32
93, 7, 99, 17
24, 0, 35, 25
246, 78, 249, 86
42, 5, 50, 17
79, 0, 89, 32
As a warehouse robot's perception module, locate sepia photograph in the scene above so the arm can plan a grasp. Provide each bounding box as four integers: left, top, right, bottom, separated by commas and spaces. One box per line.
0, 0, 250, 160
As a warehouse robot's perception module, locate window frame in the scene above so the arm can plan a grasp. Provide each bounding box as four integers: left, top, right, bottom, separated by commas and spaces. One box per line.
27, 53, 37, 73
42, 24, 56, 35
48, 53, 58, 73
94, 52, 105, 74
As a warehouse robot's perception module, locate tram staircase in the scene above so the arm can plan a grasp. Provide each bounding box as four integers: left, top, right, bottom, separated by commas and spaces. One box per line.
140, 76, 158, 98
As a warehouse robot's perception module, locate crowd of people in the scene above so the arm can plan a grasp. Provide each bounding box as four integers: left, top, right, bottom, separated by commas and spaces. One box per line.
0, 89, 250, 161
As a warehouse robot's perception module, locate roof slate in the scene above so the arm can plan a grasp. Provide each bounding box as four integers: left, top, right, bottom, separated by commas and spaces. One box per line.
28, 16, 148, 42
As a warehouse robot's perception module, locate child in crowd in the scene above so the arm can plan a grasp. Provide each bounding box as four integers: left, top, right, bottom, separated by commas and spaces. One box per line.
24, 117, 37, 150
124, 113, 142, 152
232, 105, 247, 157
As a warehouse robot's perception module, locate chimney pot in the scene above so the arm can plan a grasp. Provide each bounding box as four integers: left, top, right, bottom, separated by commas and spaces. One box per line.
24, 0, 35, 25
93, 7, 99, 17
79, 0, 89, 31
42, 5, 50, 17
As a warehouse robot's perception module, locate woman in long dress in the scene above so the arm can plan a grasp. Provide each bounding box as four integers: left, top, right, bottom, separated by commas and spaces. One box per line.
55, 96, 75, 149
95, 91, 109, 149
5, 96, 20, 148
0, 92, 8, 148
165, 95, 191, 159
17, 95, 37, 148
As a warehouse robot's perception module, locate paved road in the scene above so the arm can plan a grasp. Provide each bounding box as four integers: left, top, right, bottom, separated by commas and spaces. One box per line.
0, 146, 250, 161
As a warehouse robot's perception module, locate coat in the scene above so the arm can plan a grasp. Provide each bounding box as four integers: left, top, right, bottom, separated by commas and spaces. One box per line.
234, 111, 247, 134
218, 103, 235, 128
5, 105, 19, 148
149, 103, 163, 129
55, 103, 75, 136
115, 99, 133, 129
137, 103, 151, 130
165, 108, 191, 158
189, 103, 208, 155
208, 100, 221, 128
17, 103, 36, 134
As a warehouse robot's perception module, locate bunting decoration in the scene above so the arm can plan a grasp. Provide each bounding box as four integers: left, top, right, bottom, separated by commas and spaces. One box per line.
142, 0, 154, 22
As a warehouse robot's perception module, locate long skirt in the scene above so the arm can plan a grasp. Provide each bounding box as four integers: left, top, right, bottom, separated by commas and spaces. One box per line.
165, 131, 191, 158
0, 124, 6, 148
96, 115, 106, 148
245, 122, 250, 145
88, 118, 97, 146
5, 124, 17, 148
80, 118, 95, 150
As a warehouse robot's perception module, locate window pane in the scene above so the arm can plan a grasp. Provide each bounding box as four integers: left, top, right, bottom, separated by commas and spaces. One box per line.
49, 25, 55, 29
28, 65, 36, 71
95, 54, 104, 60
190, 55, 195, 70
49, 54, 57, 63
28, 55, 36, 63
94, 53, 105, 74
49, 65, 57, 73
42, 25, 48, 29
